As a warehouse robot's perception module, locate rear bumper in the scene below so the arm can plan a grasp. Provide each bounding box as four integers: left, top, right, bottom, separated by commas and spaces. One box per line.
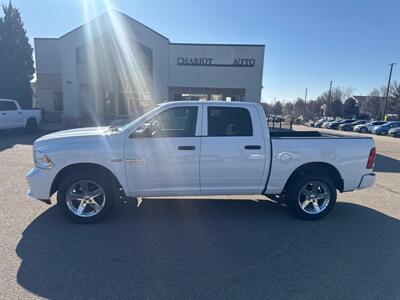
357, 173, 376, 190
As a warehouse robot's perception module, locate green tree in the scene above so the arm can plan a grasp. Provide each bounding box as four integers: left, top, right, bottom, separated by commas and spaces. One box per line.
342, 97, 359, 118
272, 101, 283, 115
0, 2, 34, 108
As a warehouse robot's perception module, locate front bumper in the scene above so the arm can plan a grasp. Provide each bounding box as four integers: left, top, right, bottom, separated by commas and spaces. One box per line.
26, 167, 57, 203
357, 173, 376, 190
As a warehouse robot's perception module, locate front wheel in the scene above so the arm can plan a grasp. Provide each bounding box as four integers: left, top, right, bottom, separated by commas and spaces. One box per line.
286, 174, 337, 220
359, 127, 367, 133
57, 171, 115, 223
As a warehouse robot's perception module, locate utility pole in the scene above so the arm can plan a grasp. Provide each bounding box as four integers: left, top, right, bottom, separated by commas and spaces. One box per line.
304, 88, 308, 117
327, 81, 333, 117
382, 63, 396, 120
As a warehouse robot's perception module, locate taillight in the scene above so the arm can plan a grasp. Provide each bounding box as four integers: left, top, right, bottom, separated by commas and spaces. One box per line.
366, 147, 376, 169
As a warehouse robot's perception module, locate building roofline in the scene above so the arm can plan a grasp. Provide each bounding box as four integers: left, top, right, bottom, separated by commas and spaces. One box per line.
34, 37, 59, 40
170, 42, 265, 47
58, 9, 169, 40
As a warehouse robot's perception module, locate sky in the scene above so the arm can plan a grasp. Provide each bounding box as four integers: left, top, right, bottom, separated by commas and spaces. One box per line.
6, 0, 400, 103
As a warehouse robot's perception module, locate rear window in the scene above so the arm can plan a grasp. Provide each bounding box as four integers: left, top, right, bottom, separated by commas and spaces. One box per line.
0, 101, 17, 111
207, 107, 253, 136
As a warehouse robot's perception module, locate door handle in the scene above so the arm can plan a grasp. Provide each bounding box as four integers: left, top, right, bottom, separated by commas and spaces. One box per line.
244, 145, 261, 150
178, 146, 195, 150
2, 112, 6, 115
18, 112, 22, 114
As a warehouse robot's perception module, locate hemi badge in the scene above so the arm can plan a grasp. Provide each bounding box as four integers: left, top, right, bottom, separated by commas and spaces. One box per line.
111, 158, 122, 162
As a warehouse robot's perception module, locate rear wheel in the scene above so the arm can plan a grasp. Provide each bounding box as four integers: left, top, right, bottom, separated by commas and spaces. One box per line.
359, 127, 368, 133
24, 118, 37, 133
57, 171, 115, 223
286, 174, 337, 220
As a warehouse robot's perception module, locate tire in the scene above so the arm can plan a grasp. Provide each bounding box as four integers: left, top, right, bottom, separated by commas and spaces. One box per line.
24, 118, 37, 133
57, 170, 115, 224
380, 130, 387, 135
359, 127, 368, 133
286, 173, 337, 220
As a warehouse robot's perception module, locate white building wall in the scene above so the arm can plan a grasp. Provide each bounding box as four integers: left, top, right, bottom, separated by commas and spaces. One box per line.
58, 11, 169, 118
35, 11, 265, 121
168, 44, 264, 101
34, 38, 62, 111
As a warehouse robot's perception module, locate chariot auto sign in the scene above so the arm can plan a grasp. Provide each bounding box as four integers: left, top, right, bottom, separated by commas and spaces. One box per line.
177, 57, 256, 67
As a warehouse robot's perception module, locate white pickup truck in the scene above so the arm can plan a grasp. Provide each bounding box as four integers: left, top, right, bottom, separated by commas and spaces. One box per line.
0, 99, 41, 132
27, 101, 376, 223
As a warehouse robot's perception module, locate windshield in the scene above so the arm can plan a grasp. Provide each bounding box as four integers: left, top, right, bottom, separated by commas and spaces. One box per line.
111, 105, 162, 132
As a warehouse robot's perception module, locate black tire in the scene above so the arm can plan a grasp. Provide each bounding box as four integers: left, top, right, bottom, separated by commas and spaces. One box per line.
286, 173, 337, 220
24, 118, 37, 133
359, 127, 367, 133
57, 170, 115, 224
380, 130, 387, 135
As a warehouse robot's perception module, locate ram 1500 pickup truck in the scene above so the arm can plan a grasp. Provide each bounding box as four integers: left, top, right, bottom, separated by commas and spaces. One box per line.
27, 101, 376, 223
0, 99, 41, 132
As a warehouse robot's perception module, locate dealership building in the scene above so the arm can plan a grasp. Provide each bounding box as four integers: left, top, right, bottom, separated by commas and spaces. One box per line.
34, 10, 265, 122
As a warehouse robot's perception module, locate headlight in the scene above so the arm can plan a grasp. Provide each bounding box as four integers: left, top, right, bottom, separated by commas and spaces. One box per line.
34, 150, 54, 169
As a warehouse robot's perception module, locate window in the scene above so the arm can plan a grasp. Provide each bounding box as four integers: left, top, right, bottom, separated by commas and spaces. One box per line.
149, 106, 198, 137
53, 91, 63, 111
208, 107, 253, 136
0, 101, 17, 111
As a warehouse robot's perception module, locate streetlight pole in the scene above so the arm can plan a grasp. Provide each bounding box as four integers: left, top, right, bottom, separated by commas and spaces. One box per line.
304, 88, 308, 117
382, 63, 396, 120
327, 81, 333, 117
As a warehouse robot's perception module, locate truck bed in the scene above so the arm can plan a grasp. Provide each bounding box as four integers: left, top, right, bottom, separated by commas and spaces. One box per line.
270, 130, 372, 139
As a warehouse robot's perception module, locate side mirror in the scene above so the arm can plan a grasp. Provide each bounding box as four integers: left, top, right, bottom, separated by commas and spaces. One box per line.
131, 123, 154, 138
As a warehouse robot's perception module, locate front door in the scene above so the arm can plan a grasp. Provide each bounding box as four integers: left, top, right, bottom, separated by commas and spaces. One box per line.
125, 105, 202, 196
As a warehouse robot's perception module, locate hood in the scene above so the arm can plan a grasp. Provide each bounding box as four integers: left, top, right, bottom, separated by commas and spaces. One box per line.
34, 127, 111, 146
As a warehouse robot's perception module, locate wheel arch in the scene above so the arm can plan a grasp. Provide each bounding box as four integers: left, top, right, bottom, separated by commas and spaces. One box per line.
283, 162, 344, 193
24, 117, 37, 128
50, 163, 125, 197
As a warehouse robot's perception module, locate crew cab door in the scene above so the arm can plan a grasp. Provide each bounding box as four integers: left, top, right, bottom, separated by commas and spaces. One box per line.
200, 104, 267, 193
125, 105, 202, 196
0, 100, 23, 129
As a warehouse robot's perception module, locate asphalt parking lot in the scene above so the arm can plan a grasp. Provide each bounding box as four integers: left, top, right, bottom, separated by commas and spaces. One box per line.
0, 128, 399, 299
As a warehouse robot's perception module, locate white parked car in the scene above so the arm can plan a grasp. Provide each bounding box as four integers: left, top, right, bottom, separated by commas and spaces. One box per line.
353, 121, 386, 133
27, 101, 376, 223
0, 99, 41, 132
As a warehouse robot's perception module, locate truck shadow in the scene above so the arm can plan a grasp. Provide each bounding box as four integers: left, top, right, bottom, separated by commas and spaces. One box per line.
16, 199, 400, 299
0, 130, 42, 151
374, 154, 400, 173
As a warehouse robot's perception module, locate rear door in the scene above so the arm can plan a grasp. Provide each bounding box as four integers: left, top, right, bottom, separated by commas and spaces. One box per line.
125, 104, 202, 196
200, 104, 267, 193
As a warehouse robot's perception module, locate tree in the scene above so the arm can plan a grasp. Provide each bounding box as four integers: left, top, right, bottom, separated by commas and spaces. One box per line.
316, 87, 349, 117
260, 102, 273, 116
330, 99, 343, 117
0, 2, 34, 108
283, 102, 294, 116
342, 97, 359, 118
389, 81, 400, 115
272, 101, 283, 115
294, 98, 305, 116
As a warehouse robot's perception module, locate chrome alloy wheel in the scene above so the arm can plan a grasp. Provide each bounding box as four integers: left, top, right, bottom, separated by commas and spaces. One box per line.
66, 180, 106, 217
298, 181, 331, 215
